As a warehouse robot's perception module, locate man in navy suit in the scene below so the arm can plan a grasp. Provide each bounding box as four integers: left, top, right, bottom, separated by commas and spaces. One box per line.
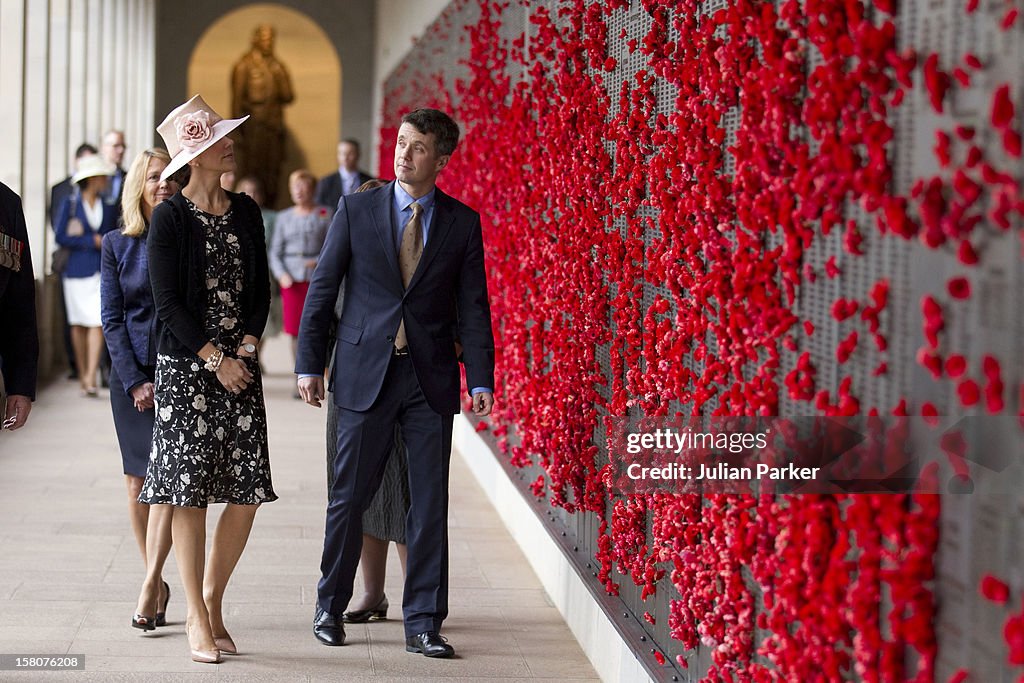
314, 139, 373, 211
296, 109, 494, 658
0, 182, 38, 431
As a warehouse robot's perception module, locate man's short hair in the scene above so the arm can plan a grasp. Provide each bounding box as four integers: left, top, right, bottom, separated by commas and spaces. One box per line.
401, 109, 460, 157
340, 138, 361, 154
75, 143, 98, 159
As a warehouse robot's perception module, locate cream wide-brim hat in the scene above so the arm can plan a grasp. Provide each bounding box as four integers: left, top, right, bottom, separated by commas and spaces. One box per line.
71, 154, 116, 185
156, 94, 248, 182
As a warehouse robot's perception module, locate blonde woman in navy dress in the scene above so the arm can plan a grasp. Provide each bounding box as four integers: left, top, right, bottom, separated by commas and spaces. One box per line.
101, 148, 180, 631
140, 95, 276, 664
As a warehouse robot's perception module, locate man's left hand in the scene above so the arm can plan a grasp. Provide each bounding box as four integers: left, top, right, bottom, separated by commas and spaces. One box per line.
471, 392, 493, 417
2, 395, 32, 430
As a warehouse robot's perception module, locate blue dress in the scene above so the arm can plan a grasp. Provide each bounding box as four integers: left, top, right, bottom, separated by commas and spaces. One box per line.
101, 230, 158, 477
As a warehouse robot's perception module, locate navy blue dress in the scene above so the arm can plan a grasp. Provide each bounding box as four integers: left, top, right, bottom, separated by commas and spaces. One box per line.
101, 229, 159, 478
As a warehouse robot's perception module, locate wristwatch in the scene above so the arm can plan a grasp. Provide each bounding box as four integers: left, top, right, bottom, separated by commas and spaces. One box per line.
240, 343, 257, 356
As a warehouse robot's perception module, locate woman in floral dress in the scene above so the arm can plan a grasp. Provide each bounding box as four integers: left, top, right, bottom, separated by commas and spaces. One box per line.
141, 95, 275, 664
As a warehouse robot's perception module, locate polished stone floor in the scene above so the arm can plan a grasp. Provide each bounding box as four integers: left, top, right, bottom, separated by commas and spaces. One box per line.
0, 335, 598, 682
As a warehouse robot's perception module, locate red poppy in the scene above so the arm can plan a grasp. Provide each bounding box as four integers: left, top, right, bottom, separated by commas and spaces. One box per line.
992, 84, 1015, 128
957, 379, 980, 406
1005, 612, 1024, 665
923, 53, 951, 113
945, 354, 968, 378
981, 575, 1011, 604
957, 240, 980, 265
947, 276, 971, 299
1002, 7, 1019, 29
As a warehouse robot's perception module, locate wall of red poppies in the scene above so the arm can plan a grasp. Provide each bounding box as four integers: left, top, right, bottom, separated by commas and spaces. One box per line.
380, 0, 1023, 679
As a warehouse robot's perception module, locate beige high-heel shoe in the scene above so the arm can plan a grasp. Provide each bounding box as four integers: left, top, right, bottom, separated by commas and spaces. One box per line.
190, 648, 221, 664
213, 634, 237, 655
186, 622, 221, 664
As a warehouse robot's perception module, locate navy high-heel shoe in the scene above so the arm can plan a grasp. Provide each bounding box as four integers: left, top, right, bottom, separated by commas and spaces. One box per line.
131, 613, 156, 632
343, 594, 388, 623
155, 581, 170, 627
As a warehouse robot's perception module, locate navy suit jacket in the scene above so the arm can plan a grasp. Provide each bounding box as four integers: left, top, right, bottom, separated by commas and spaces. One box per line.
54, 195, 118, 278
0, 182, 38, 399
296, 181, 494, 416
315, 170, 373, 213
101, 230, 158, 393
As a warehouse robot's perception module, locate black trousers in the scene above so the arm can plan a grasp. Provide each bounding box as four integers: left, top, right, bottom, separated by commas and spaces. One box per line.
318, 353, 453, 637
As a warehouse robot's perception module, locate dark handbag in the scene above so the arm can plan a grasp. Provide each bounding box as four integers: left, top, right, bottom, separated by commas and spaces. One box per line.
52, 194, 80, 276
51, 247, 70, 275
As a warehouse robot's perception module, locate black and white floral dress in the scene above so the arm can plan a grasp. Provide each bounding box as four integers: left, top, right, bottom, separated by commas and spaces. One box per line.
139, 199, 277, 508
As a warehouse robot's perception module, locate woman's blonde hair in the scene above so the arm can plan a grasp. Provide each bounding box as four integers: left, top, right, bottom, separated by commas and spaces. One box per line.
120, 148, 172, 238
355, 179, 385, 193
288, 169, 317, 189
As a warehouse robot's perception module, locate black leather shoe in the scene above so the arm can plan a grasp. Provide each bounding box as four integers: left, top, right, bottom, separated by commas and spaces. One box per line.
405, 631, 454, 658
313, 607, 346, 646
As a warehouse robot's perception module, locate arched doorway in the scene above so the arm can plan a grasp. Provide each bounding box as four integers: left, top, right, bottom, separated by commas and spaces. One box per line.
187, 4, 341, 208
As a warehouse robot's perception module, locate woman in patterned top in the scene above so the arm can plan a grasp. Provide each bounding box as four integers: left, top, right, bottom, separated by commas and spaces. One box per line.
141, 95, 276, 664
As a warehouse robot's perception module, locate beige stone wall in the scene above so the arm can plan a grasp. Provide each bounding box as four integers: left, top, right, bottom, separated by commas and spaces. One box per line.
0, 0, 157, 378
371, 0, 450, 172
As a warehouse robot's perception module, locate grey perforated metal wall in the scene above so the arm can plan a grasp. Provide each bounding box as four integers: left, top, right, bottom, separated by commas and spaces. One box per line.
382, 1, 1024, 680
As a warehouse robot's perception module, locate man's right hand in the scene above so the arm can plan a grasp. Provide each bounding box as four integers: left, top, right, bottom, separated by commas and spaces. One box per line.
298, 375, 324, 408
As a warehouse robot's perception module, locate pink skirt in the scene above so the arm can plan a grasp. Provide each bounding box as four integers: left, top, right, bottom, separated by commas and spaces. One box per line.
280, 281, 311, 336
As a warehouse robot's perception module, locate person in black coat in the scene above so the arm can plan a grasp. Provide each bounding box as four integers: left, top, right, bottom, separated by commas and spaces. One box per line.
100, 130, 128, 209
0, 182, 39, 431
314, 139, 372, 212
50, 144, 99, 227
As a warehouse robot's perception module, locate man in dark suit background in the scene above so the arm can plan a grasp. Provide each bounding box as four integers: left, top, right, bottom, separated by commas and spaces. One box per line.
296, 109, 494, 658
99, 130, 127, 209
314, 139, 373, 211
95, 130, 126, 388
0, 182, 39, 431
49, 143, 98, 381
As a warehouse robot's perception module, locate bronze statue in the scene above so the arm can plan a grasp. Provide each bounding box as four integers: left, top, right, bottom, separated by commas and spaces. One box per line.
231, 24, 294, 206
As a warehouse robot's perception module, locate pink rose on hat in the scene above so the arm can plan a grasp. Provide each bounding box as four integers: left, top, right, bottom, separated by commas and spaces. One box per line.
175, 110, 214, 152
156, 94, 249, 182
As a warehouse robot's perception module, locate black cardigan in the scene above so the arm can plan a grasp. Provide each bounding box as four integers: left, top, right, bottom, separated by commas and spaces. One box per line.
147, 190, 270, 358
